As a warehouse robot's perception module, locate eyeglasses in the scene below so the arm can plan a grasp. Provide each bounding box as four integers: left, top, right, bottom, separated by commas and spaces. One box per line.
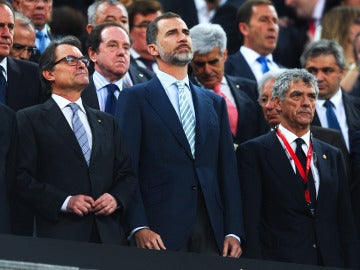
53, 55, 90, 67
133, 21, 151, 29
12, 43, 37, 54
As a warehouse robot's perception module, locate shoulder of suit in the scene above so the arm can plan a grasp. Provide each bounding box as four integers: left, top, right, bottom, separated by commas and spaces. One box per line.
8, 57, 39, 69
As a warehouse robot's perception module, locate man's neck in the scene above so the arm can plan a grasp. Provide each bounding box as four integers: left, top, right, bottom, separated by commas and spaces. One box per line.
52, 89, 82, 102
157, 62, 188, 80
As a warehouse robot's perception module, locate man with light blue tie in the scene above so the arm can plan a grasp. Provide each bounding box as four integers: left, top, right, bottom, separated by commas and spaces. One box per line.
301, 39, 360, 154
224, 0, 282, 84
14, 36, 137, 244
13, 0, 53, 54
115, 12, 244, 257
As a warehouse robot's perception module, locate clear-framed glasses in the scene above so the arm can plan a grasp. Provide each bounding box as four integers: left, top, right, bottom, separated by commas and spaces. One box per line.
53, 55, 90, 67
12, 43, 37, 55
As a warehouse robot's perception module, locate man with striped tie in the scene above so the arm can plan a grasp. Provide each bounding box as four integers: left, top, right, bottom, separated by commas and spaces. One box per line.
14, 36, 137, 244
116, 12, 244, 257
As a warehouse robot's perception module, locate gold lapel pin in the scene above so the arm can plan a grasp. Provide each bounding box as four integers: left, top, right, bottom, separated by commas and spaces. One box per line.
322, 154, 327, 160
97, 119, 102, 123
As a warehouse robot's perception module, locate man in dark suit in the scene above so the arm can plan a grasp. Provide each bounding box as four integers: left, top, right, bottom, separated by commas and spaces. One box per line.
350, 130, 360, 235
0, 103, 16, 234
0, 1, 44, 112
224, 0, 282, 84
258, 69, 350, 166
127, 0, 162, 72
14, 36, 137, 244
301, 40, 360, 156
82, 22, 152, 115
237, 69, 358, 268
189, 23, 267, 145
116, 12, 244, 257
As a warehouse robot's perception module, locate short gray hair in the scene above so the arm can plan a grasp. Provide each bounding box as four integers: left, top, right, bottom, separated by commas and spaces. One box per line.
272, 69, 319, 101
14, 11, 35, 32
87, 0, 127, 25
190, 23, 227, 55
258, 69, 285, 96
300, 39, 346, 70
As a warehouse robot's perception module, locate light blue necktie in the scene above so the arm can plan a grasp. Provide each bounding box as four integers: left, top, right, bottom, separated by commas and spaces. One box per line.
0, 66, 6, 104
177, 81, 196, 158
69, 103, 91, 165
323, 99, 341, 131
36, 31, 46, 53
257, 56, 270, 74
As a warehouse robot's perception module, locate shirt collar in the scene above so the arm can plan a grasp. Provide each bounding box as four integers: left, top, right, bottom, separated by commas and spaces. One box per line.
240, 46, 274, 64
51, 93, 86, 113
278, 124, 311, 147
313, 0, 325, 21
156, 69, 190, 89
316, 88, 342, 108
93, 70, 123, 92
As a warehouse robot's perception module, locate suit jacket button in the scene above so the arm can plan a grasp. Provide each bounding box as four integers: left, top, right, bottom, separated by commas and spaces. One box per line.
312, 243, 317, 248
192, 185, 197, 191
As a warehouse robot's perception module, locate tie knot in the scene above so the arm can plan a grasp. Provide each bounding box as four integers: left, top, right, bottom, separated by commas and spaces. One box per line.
295, 138, 305, 148
257, 56, 267, 64
323, 99, 334, 108
68, 103, 80, 113
176, 81, 185, 90
107, 83, 118, 94
213, 83, 222, 94
36, 31, 44, 38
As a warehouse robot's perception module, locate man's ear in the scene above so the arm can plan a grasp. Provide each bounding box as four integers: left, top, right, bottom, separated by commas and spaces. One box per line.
42, 70, 55, 83
148, 44, 159, 57
86, 24, 93, 34
88, 47, 96, 63
239, 22, 249, 36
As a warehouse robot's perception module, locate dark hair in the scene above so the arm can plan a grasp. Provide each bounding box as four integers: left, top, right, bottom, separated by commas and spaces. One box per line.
87, 21, 129, 52
146, 12, 181, 45
236, 0, 274, 43
127, 0, 163, 30
300, 39, 346, 70
39, 36, 82, 96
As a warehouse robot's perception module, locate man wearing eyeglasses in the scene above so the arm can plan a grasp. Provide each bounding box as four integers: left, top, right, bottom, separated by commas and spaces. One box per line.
14, 35, 137, 244
13, 0, 53, 53
128, 0, 163, 72
10, 11, 37, 61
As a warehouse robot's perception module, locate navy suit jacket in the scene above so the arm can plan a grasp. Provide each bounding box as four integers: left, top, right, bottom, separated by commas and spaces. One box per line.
15, 98, 137, 244
225, 51, 282, 82
0, 105, 16, 233
237, 131, 358, 268
115, 76, 244, 251
7, 57, 45, 111
82, 64, 154, 110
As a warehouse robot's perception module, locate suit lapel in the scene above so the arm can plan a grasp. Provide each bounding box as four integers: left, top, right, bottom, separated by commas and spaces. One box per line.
191, 84, 213, 158
84, 106, 103, 166
43, 98, 89, 164
265, 132, 305, 205
81, 77, 100, 110
145, 77, 193, 158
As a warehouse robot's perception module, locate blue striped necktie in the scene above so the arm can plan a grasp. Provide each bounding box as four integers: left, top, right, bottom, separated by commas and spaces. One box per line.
177, 81, 196, 158
69, 103, 91, 165
0, 66, 6, 104
36, 31, 46, 53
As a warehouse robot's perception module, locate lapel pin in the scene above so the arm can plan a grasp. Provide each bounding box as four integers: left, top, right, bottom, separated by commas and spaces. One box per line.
236, 85, 240, 89
322, 154, 327, 160
139, 73, 144, 77
98, 119, 102, 123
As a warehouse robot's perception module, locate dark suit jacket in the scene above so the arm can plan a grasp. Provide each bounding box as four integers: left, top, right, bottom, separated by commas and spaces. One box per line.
115, 76, 244, 252
224, 51, 262, 82
237, 131, 358, 268
82, 64, 154, 109
15, 98, 137, 244
312, 91, 360, 152
7, 57, 45, 111
0, 105, 16, 233
191, 75, 267, 144
350, 130, 360, 236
